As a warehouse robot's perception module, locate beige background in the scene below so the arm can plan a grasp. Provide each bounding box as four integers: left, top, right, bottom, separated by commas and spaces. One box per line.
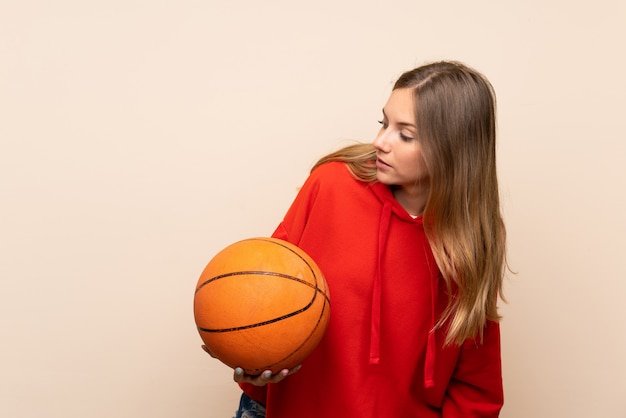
1, 1, 625, 417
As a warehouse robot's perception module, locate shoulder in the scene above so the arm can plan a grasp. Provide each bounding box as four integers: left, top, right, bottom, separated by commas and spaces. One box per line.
306, 162, 373, 198
303, 162, 374, 207
308, 161, 358, 186
289, 162, 374, 210
297, 162, 352, 199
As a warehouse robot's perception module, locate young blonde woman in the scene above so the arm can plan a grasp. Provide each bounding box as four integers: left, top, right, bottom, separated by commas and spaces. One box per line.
210, 60, 507, 417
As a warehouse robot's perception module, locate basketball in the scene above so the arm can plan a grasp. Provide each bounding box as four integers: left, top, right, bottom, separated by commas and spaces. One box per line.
194, 237, 330, 375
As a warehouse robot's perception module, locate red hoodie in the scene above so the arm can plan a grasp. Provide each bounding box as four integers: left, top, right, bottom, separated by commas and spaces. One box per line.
241, 162, 503, 417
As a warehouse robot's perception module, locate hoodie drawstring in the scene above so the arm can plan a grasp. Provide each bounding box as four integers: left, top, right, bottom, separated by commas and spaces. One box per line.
369, 201, 392, 365
368, 193, 438, 389
424, 270, 438, 388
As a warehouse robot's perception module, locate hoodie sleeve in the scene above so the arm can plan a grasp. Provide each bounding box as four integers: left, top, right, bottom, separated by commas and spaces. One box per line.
442, 320, 504, 417
271, 166, 323, 245
237, 167, 324, 404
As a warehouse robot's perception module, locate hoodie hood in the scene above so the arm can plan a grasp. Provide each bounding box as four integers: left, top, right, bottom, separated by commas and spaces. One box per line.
368, 181, 438, 389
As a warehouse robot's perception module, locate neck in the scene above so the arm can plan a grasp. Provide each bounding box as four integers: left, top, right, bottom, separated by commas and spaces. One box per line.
392, 184, 429, 217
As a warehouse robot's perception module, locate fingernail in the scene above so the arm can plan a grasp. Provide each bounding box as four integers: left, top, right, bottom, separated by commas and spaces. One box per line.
235, 368, 243, 376
262, 371, 272, 379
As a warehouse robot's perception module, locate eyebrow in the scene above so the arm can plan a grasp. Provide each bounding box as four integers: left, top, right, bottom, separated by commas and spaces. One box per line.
382, 109, 416, 129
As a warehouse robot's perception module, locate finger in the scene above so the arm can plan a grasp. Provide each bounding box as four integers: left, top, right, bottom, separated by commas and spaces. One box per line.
267, 369, 289, 383
234, 369, 270, 386
264, 365, 302, 384
234, 369, 276, 386
260, 370, 273, 383
233, 365, 302, 386
269, 365, 300, 383
286, 364, 302, 377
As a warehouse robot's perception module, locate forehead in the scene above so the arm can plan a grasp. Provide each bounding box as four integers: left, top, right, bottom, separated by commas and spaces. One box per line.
384, 88, 416, 123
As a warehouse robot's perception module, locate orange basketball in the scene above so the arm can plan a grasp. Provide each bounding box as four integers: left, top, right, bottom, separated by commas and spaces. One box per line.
194, 237, 330, 375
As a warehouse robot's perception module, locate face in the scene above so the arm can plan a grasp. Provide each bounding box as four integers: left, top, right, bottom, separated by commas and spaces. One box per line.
373, 88, 429, 191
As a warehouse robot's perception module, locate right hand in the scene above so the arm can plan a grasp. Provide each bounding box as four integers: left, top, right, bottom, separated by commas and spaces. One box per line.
233, 364, 302, 386
201, 345, 302, 387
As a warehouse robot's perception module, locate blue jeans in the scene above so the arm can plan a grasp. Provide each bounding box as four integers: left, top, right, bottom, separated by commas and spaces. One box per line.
234, 392, 266, 418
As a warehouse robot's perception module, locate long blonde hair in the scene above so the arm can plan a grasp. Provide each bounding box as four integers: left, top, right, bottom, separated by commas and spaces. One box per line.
314, 61, 506, 345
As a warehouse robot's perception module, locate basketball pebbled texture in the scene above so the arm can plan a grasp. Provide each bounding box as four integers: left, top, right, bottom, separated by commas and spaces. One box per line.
194, 237, 330, 375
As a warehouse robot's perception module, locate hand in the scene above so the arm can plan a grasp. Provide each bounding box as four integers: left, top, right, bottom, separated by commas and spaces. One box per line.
201, 345, 302, 386
233, 365, 302, 386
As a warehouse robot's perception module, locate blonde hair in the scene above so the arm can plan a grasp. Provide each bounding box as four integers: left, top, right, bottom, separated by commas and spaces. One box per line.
312, 143, 377, 181
314, 61, 506, 346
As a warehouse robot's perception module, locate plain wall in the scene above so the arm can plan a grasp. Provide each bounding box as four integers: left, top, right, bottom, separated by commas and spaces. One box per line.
1, 1, 625, 417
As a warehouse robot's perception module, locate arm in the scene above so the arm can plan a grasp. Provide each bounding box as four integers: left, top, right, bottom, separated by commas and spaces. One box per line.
442, 320, 504, 417
235, 168, 324, 402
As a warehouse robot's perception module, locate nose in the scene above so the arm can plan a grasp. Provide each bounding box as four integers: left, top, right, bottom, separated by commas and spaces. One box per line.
372, 129, 391, 153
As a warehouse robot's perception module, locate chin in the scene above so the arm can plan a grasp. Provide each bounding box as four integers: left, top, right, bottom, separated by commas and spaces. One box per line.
375, 172, 394, 185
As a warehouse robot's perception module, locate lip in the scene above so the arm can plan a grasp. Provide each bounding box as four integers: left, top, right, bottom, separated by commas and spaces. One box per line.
376, 156, 391, 170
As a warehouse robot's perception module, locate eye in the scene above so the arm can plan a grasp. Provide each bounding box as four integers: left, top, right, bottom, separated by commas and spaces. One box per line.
400, 133, 414, 142
377, 120, 388, 129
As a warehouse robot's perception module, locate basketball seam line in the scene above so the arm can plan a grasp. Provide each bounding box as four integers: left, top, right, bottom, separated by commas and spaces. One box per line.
195, 270, 330, 303
197, 284, 324, 333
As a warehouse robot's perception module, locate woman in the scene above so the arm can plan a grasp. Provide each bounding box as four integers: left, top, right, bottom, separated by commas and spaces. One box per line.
217, 60, 507, 417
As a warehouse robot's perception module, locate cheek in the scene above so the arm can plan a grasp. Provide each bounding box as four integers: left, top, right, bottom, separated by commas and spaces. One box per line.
405, 150, 426, 173
410, 155, 429, 182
